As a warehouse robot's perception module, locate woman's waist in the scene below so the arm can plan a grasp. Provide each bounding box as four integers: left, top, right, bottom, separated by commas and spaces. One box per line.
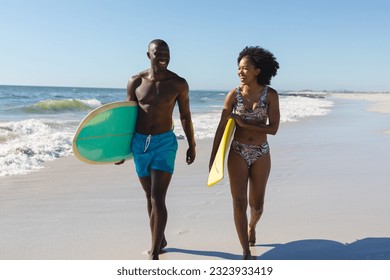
233, 131, 268, 145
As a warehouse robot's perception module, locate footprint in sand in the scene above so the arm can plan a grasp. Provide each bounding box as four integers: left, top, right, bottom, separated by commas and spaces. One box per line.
184, 213, 202, 220
176, 229, 190, 235
200, 200, 216, 207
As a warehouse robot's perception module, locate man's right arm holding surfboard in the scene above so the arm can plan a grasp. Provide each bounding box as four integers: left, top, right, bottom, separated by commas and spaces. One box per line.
113, 75, 141, 166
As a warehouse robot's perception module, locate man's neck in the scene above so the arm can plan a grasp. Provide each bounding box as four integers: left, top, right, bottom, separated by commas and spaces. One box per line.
148, 68, 169, 82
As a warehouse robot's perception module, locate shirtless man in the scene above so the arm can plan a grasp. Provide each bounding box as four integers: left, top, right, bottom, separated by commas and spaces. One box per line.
117, 39, 196, 260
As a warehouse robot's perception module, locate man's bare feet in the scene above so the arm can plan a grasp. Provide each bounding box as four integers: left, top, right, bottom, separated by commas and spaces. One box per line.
148, 236, 168, 255
149, 253, 159, 260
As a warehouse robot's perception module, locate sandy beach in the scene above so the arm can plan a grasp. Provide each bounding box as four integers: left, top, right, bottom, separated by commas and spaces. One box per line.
1, 93, 389, 260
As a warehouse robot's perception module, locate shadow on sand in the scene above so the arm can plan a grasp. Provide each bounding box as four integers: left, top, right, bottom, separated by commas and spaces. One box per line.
165, 237, 390, 260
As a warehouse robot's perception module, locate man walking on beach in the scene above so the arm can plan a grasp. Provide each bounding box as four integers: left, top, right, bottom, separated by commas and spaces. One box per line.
116, 39, 196, 260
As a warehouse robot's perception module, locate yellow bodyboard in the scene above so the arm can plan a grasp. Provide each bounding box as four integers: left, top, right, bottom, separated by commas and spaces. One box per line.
207, 118, 236, 186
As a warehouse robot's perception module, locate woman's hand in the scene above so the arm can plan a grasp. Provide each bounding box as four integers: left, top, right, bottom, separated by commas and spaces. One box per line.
230, 114, 246, 127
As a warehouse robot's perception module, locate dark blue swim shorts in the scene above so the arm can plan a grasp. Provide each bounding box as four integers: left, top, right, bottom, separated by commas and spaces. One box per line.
131, 130, 178, 177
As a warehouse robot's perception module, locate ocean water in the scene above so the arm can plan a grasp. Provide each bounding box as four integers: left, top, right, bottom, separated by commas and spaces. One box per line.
0, 85, 334, 176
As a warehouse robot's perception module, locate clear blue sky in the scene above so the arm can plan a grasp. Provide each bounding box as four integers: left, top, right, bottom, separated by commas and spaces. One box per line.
1, 0, 389, 91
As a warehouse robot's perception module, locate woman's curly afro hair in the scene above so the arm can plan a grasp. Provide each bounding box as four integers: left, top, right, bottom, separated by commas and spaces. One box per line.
237, 46, 279, 85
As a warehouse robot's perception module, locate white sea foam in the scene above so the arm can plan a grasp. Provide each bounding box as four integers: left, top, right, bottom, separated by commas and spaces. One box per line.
279, 96, 334, 122
173, 111, 222, 139
0, 119, 74, 176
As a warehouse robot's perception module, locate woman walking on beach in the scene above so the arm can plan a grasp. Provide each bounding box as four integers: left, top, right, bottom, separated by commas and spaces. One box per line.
209, 46, 280, 259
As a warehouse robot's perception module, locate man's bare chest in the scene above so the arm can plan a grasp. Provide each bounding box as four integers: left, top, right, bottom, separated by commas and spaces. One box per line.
136, 81, 178, 104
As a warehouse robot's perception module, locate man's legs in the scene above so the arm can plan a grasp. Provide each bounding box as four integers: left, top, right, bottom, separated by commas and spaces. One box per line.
139, 169, 172, 260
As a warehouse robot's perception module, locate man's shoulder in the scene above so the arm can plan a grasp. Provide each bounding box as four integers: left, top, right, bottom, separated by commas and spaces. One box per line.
133, 70, 149, 79
128, 70, 148, 84
167, 71, 187, 85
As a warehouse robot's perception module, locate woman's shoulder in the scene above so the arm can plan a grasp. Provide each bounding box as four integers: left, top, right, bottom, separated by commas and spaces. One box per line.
265, 86, 280, 105
226, 87, 240, 100
265, 86, 279, 98
266, 86, 278, 95
222, 88, 239, 108
228, 86, 242, 96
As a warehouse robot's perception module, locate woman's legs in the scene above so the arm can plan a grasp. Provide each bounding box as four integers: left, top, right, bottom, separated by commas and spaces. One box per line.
228, 150, 252, 259
248, 153, 271, 246
228, 143, 271, 259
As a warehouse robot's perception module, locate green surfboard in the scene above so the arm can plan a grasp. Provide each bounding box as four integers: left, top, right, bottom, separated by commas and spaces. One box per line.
72, 101, 138, 164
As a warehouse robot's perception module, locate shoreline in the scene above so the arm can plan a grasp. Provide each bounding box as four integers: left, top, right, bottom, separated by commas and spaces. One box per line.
1, 93, 390, 260
330, 92, 390, 114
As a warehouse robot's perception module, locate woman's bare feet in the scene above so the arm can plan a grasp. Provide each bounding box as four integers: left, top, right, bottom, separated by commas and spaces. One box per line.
243, 250, 255, 260
160, 236, 168, 251
248, 227, 256, 246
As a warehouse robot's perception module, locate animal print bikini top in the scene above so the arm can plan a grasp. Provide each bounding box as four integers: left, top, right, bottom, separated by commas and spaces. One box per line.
233, 86, 269, 124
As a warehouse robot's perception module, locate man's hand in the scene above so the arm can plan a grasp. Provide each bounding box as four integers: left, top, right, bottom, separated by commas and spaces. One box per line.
115, 159, 125, 165
186, 146, 196, 165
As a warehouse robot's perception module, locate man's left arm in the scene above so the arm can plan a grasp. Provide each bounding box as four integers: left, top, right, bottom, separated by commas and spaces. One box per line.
177, 79, 196, 164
